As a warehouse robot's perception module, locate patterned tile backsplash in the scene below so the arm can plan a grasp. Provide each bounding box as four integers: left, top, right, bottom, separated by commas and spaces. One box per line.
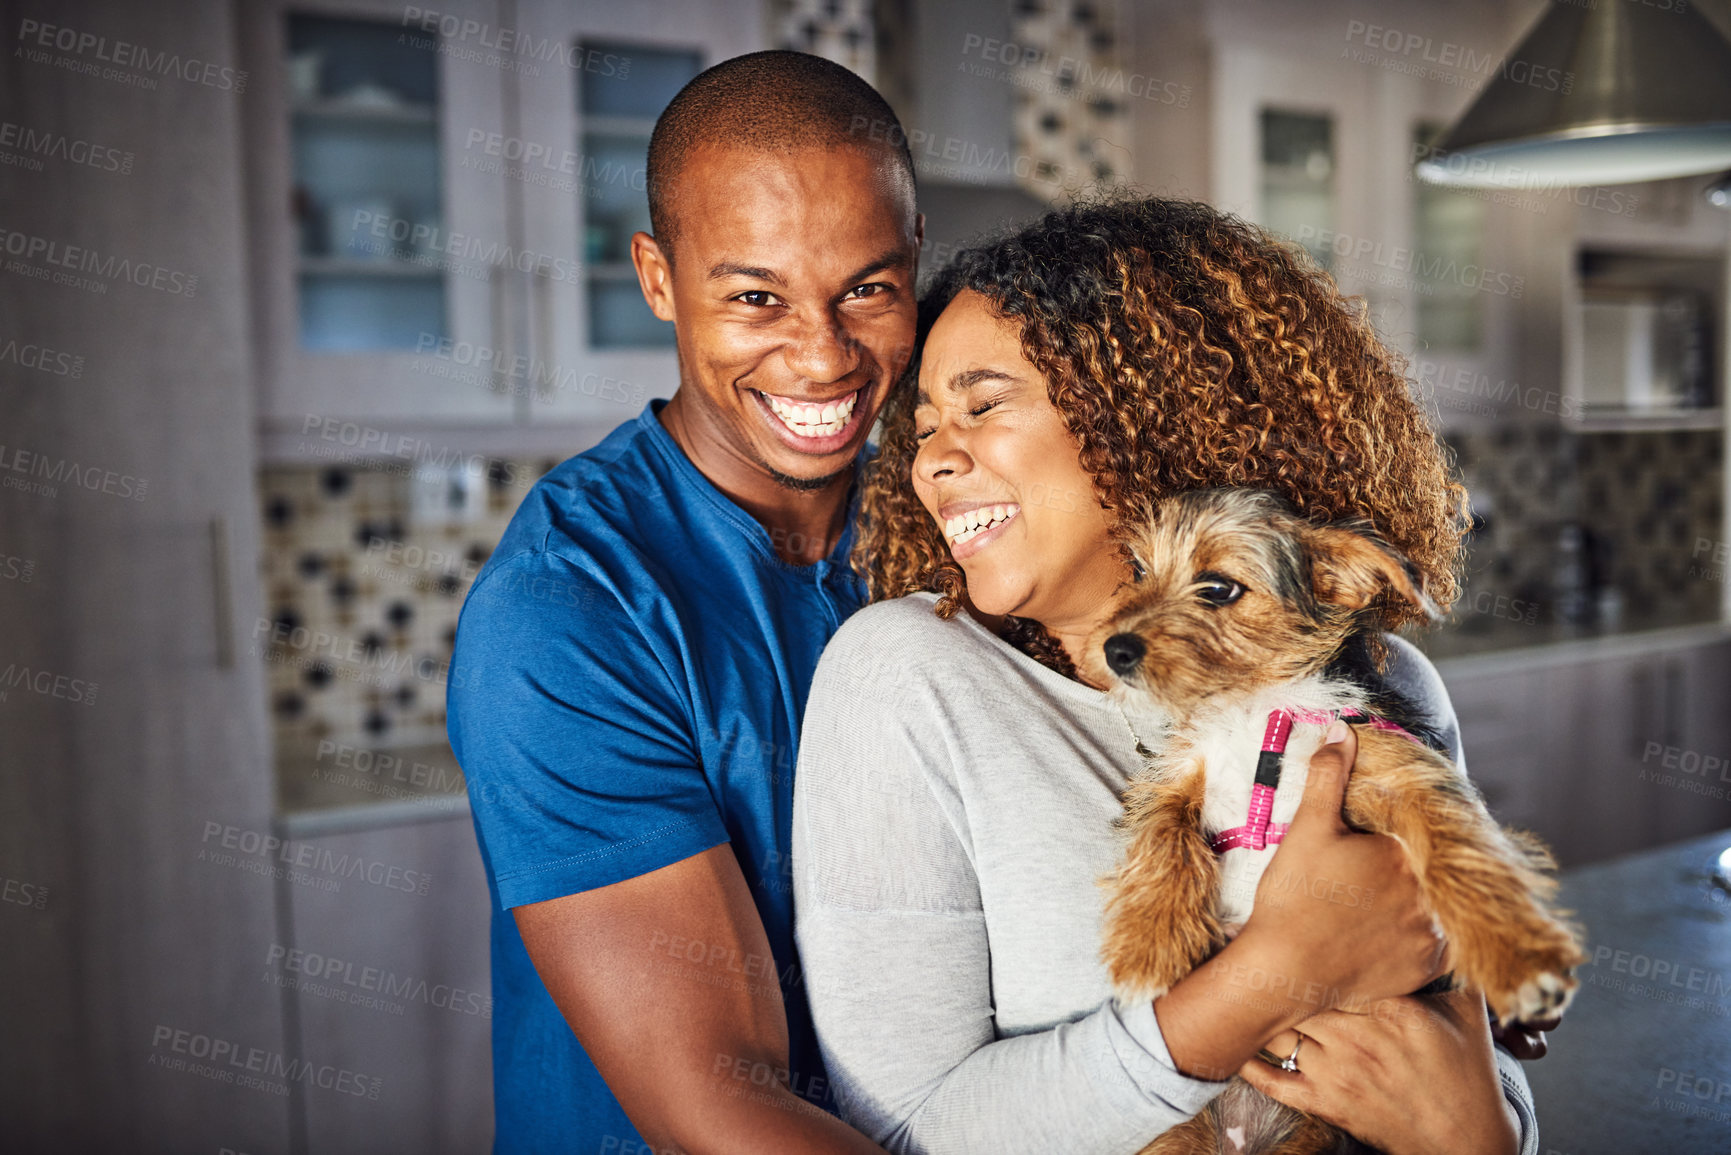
258, 458, 555, 754
771, 0, 1129, 201
771, 0, 882, 88
1445, 425, 1723, 631
257, 425, 1722, 756
1007, 0, 1130, 200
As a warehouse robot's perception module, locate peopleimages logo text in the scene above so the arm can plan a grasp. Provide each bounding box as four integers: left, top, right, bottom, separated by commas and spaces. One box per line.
149, 1025, 381, 1098
200, 821, 432, 895
1293, 225, 1524, 298
0, 120, 133, 173
15, 19, 248, 91
0, 443, 147, 500
0, 228, 198, 296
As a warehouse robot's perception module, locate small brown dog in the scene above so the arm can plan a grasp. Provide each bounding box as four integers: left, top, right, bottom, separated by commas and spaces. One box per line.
1084, 488, 1583, 1155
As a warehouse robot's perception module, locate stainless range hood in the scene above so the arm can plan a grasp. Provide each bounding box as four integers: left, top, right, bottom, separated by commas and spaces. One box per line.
1416, 0, 1731, 188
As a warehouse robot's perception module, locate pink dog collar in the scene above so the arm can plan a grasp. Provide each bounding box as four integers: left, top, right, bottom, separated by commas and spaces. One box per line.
1207, 707, 1413, 854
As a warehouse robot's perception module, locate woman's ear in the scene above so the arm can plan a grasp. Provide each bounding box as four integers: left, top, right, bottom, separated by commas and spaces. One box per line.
1304, 525, 1439, 620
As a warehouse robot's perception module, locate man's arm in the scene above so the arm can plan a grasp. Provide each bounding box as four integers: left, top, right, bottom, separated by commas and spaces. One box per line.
451, 551, 882, 1153
515, 843, 886, 1155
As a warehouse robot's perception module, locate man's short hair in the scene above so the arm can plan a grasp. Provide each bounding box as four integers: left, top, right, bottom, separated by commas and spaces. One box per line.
646, 50, 916, 262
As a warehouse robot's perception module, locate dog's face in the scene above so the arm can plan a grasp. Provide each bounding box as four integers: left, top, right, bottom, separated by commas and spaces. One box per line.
1084, 489, 1435, 713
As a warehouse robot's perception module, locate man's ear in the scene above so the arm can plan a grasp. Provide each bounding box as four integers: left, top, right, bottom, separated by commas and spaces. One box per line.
1305, 525, 1438, 619
631, 231, 675, 323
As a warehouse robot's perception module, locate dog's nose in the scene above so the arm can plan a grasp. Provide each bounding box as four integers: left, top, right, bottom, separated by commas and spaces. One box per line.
1103, 633, 1145, 675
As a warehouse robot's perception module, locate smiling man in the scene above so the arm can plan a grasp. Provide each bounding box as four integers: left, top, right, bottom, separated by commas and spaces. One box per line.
447, 51, 918, 1154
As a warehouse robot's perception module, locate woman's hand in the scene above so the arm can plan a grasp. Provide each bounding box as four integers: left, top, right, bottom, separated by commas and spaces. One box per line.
1233, 721, 1447, 1008
1239, 987, 1520, 1155
1153, 723, 1448, 1081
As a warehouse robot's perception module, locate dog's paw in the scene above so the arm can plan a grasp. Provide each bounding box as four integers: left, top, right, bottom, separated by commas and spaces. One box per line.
1499, 969, 1577, 1025
1446, 905, 1585, 1027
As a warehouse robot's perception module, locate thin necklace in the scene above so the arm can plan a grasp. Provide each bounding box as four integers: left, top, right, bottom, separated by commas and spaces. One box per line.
1115, 700, 1154, 760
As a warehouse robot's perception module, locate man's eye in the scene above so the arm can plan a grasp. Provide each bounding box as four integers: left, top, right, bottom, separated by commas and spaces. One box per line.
845, 283, 888, 300
734, 290, 781, 307
1195, 574, 1245, 606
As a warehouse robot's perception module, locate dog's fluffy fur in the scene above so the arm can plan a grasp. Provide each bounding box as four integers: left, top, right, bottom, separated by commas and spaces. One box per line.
1084, 489, 1584, 1155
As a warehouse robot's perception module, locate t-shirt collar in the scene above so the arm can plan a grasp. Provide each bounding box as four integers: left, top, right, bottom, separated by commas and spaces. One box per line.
636, 398, 870, 571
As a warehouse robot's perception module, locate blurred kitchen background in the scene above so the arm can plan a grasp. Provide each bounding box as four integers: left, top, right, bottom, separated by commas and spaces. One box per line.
4, 0, 1731, 1151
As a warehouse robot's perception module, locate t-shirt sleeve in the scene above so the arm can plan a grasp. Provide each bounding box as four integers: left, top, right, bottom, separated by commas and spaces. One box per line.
448, 550, 728, 909
1382, 633, 1465, 771
792, 620, 1223, 1155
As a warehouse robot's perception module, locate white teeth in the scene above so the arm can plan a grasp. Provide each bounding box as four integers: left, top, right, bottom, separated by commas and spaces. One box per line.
764, 391, 857, 438
944, 503, 1020, 547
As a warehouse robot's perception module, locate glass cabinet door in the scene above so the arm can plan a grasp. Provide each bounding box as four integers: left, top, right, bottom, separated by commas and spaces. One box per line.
511, 0, 765, 424
248, 0, 516, 425
289, 14, 446, 351
577, 44, 702, 350
1260, 110, 1337, 273
1211, 39, 1521, 432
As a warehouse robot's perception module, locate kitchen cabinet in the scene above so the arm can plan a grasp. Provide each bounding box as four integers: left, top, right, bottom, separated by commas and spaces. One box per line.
1560, 651, 1665, 862
1558, 640, 1731, 861
243, 0, 519, 427
1435, 658, 1552, 838
1442, 632, 1731, 870
1658, 639, 1731, 845
507, 0, 761, 423
1207, 32, 1523, 431
243, 0, 767, 434
274, 811, 493, 1154
1208, 41, 1379, 271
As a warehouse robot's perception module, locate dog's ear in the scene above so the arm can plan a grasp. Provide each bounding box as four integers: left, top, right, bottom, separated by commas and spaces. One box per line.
1304, 524, 1439, 619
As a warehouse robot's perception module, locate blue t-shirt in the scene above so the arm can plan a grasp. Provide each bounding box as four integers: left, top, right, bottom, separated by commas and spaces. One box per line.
448, 400, 867, 1153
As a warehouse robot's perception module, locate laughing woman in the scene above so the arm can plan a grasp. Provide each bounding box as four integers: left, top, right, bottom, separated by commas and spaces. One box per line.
790, 198, 1539, 1155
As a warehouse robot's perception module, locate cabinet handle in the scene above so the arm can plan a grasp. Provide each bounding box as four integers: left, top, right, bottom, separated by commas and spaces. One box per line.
488, 261, 508, 399
209, 516, 233, 669
1663, 657, 1684, 749
1630, 662, 1656, 759
531, 266, 552, 403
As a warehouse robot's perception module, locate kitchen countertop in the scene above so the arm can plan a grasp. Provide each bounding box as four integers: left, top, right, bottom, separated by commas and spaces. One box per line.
1414, 615, 1731, 677
1523, 830, 1731, 1154
263, 614, 1731, 836
275, 736, 470, 836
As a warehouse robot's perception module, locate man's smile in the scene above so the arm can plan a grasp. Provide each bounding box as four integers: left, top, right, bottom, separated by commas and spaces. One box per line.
748, 385, 868, 454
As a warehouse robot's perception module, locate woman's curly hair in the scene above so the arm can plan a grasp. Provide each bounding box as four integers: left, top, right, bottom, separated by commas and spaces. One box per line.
853, 196, 1468, 674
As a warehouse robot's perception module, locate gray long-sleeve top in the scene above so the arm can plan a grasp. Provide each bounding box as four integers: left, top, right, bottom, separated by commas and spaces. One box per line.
791, 593, 1538, 1155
